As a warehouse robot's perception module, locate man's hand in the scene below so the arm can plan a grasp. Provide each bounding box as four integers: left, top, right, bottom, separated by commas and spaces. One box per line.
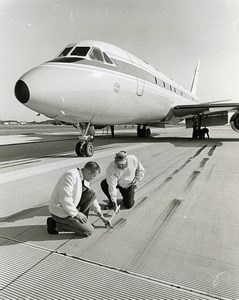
131, 178, 138, 189
75, 212, 88, 223
112, 202, 120, 214
100, 216, 113, 228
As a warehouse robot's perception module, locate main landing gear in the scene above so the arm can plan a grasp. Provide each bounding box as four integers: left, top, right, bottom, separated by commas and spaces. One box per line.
75, 123, 95, 157
192, 115, 210, 140
137, 124, 151, 137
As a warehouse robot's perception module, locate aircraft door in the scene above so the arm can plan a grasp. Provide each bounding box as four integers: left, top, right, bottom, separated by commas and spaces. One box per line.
128, 54, 145, 96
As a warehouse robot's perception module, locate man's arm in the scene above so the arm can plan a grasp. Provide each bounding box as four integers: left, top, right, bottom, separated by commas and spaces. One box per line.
106, 164, 118, 204
58, 173, 78, 217
134, 159, 145, 185
92, 199, 112, 226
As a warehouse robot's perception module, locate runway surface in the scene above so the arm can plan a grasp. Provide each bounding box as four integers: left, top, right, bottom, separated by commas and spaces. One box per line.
0, 125, 239, 299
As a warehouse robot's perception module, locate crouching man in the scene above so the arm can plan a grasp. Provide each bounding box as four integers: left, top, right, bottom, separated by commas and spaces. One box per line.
47, 161, 111, 236
101, 151, 145, 211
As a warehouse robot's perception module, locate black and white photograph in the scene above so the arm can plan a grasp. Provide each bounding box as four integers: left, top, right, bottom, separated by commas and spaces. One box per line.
1, 0, 239, 299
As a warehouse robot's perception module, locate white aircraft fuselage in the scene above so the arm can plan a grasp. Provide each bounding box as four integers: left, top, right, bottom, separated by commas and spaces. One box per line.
15, 40, 239, 156
15, 40, 199, 126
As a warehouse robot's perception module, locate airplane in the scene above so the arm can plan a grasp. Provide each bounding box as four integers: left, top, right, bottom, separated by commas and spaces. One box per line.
14, 40, 239, 157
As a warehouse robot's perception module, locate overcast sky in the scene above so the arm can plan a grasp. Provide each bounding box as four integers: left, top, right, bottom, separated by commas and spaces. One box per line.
1, 0, 239, 121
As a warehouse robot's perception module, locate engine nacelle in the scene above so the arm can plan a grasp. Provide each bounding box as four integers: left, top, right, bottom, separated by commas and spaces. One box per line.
230, 112, 239, 132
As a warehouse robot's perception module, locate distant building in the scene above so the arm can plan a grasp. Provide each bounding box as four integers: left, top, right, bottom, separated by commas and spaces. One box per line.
3, 120, 19, 125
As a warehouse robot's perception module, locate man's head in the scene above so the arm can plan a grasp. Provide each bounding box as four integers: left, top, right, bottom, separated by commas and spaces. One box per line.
114, 151, 128, 169
82, 161, 101, 182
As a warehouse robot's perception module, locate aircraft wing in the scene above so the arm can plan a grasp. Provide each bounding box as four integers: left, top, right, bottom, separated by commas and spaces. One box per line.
172, 102, 239, 118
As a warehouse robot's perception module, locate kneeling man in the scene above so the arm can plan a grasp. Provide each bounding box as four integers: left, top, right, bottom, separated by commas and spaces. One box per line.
47, 161, 110, 236
101, 151, 145, 211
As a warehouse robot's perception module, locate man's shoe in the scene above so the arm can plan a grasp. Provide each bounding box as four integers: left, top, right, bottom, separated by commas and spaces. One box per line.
47, 217, 58, 234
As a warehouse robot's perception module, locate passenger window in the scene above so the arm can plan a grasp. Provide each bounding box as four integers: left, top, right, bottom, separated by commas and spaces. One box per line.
58, 47, 74, 57
90, 48, 104, 62
103, 52, 113, 64
71, 47, 90, 57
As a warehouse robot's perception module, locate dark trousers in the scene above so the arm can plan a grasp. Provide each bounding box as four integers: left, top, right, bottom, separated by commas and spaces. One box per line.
76, 189, 96, 217
52, 189, 96, 236
110, 125, 115, 138
101, 179, 135, 209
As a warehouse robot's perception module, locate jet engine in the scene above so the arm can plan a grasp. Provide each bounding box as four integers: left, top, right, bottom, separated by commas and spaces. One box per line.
230, 112, 239, 132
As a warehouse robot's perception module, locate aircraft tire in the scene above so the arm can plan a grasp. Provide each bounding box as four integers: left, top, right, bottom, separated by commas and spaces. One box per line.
146, 128, 151, 137
137, 128, 150, 137
137, 129, 145, 137
75, 142, 85, 157
85, 142, 94, 157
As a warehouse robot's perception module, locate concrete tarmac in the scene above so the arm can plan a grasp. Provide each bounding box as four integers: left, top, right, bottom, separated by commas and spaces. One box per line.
0, 125, 239, 299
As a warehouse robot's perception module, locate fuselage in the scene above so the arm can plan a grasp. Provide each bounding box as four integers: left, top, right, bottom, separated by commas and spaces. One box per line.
15, 40, 200, 126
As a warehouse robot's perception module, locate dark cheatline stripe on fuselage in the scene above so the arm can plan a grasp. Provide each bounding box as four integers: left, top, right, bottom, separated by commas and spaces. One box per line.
47, 56, 137, 81
46, 56, 193, 100
46, 56, 161, 87
47, 57, 85, 63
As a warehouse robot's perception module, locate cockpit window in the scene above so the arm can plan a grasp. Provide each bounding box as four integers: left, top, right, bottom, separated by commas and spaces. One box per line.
90, 48, 104, 62
103, 52, 113, 64
70, 47, 90, 57
58, 47, 74, 57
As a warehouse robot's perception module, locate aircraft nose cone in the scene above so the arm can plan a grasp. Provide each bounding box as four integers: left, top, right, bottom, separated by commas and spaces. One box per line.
14, 80, 30, 103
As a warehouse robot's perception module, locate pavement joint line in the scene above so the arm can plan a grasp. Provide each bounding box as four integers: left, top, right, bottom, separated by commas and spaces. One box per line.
0, 234, 75, 292
0, 235, 227, 300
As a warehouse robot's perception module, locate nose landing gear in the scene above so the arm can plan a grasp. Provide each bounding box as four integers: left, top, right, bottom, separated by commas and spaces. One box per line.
75, 139, 94, 157
75, 123, 95, 157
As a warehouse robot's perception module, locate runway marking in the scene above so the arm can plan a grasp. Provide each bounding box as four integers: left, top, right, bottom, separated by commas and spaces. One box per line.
160, 198, 182, 226
168, 145, 207, 176
199, 158, 209, 168
135, 145, 208, 205
163, 176, 173, 183
185, 170, 201, 190
172, 168, 179, 174
208, 145, 217, 156
192, 145, 207, 158
134, 196, 149, 209
112, 217, 127, 229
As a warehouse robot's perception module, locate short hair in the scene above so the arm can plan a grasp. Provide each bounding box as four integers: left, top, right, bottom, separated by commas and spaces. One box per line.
84, 161, 101, 173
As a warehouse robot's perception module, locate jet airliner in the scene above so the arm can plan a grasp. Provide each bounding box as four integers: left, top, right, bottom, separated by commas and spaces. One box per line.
15, 40, 239, 156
